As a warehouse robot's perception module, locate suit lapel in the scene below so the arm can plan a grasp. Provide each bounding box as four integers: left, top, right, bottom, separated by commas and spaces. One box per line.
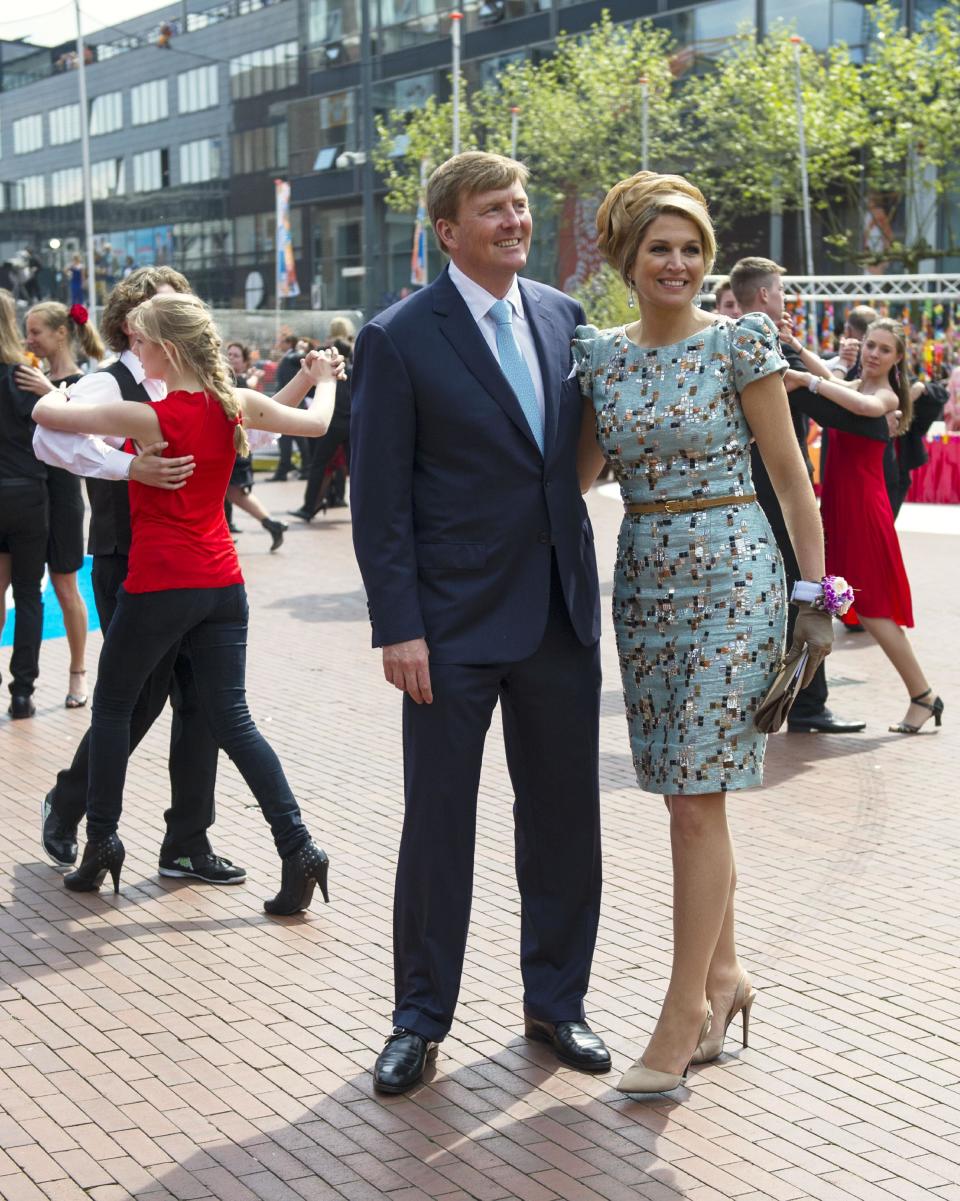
432, 267, 542, 454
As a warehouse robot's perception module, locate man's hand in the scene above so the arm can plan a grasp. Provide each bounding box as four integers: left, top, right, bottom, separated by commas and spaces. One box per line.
837, 337, 859, 369
778, 314, 801, 351
886, 409, 902, 438
128, 441, 195, 489
15, 365, 56, 396
301, 347, 346, 386
382, 638, 432, 704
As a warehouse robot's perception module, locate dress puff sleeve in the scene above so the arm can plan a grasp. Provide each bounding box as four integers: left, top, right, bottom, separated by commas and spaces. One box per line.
571, 324, 600, 401
729, 312, 787, 395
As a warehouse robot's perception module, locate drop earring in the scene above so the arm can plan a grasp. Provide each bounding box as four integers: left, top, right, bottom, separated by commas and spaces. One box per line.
627, 279, 636, 309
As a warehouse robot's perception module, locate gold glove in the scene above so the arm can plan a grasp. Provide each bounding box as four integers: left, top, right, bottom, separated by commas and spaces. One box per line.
790, 600, 834, 687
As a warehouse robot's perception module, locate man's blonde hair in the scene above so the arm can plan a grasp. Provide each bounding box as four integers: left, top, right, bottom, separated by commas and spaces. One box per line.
728, 257, 785, 308
127, 293, 249, 457
427, 151, 530, 255
596, 171, 717, 284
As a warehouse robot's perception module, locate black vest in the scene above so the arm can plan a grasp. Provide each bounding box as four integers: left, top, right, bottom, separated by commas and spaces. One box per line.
85, 359, 151, 557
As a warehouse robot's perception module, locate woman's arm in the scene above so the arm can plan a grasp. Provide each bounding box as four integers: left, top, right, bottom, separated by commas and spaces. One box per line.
740, 374, 825, 583
240, 348, 342, 434
269, 350, 333, 409
785, 369, 897, 418
32, 391, 161, 443
577, 398, 605, 493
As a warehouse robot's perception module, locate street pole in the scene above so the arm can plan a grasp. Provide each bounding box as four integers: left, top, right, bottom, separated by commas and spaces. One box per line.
74, 0, 97, 323
640, 76, 649, 171
510, 106, 519, 159
790, 36, 815, 342
360, 0, 377, 314
450, 12, 462, 156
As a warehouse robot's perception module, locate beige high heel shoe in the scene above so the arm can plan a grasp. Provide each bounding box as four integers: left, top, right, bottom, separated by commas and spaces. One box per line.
617, 1011, 712, 1095
691, 974, 757, 1064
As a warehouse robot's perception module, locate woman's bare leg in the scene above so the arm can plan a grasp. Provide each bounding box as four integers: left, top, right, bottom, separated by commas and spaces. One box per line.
858, 615, 934, 727
639, 792, 731, 1075
50, 570, 87, 700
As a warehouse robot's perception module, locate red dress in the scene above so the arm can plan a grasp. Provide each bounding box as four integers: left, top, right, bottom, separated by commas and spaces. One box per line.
820, 428, 913, 628
125, 390, 243, 594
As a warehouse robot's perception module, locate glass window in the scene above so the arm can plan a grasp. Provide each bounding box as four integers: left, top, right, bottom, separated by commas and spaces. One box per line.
92, 158, 125, 199
50, 104, 81, 146
131, 79, 169, 126
14, 174, 46, 209
177, 65, 218, 114
132, 148, 170, 192
308, 0, 359, 43
51, 166, 84, 206
231, 125, 287, 175
179, 138, 221, 183
229, 42, 298, 100
695, 0, 755, 52
90, 91, 123, 136
13, 114, 43, 154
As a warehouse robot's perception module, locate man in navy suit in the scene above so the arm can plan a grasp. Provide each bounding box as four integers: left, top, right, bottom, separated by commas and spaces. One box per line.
351, 152, 609, 1093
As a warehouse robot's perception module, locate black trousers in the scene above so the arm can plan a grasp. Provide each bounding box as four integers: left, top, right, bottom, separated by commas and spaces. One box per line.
393, 559, 603, 1042
0, 478, 47, 697
275, 433, 312, 478
769, 519, 828, 720
48, 552, 217, 857
86, 583, 308, 857
301, 407, 350, 514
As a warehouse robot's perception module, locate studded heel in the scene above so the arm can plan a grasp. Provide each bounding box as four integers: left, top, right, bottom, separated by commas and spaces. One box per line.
63, 834, 125, 894
263, 840, 330, 915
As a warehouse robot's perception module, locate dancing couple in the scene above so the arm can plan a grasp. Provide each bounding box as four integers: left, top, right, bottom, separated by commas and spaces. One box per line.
351, 152, 836, 1096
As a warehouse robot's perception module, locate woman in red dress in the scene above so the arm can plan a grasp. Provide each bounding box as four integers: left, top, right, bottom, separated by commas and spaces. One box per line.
787, 318, 942, 734
32, 293, 344, 908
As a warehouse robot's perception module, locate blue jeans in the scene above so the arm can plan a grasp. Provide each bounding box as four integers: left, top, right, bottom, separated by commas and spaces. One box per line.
87, 583, 308, 856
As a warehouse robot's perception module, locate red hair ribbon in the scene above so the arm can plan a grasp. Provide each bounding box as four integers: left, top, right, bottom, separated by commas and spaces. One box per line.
69, 303, 89, 325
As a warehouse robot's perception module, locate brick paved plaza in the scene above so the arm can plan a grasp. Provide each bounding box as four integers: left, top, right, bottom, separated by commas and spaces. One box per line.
2, 482, 958, 1201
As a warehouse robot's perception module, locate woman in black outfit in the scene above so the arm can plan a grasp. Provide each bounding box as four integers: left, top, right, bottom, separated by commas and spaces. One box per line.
289, 333, 353, 522
0, 289, 47, 718
24, 301, 105, 707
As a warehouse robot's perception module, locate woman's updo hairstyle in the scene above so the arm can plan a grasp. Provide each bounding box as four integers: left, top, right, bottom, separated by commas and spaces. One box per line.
596, 171, 717, 286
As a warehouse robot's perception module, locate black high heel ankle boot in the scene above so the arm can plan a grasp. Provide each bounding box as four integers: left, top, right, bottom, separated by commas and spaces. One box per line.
264, 840, 330, 915
64, 834, 125, 893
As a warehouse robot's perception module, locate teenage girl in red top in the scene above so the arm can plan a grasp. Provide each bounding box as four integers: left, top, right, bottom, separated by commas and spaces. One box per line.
32, 293, 344, 912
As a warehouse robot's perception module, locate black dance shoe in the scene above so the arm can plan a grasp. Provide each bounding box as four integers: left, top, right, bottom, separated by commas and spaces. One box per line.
287, 506, 314, 522
524, 1016, 612, 1072
262, 517, 287, 551
42, 793, 78, 868
8, 694, 35, 719
64, 834, 125, 894
373, 1027, 438, 1094
787, 707, 865, 734
263, 840, 330, 915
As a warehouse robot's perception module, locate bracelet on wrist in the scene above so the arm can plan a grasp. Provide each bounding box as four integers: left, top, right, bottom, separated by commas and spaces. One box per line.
807, 373, 821, 394
791, 575, 854, 617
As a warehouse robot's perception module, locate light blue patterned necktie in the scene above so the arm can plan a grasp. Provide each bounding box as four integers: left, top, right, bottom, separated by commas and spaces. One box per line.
489, 298, 543, 454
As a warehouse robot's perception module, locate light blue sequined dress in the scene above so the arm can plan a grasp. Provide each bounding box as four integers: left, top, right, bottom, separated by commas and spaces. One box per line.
573, 314, 788, 794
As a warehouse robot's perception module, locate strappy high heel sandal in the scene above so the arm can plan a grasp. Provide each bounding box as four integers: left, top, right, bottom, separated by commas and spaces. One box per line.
691, 975, 757, 1064
65, 669, 88, 709
889, 689, 944, 735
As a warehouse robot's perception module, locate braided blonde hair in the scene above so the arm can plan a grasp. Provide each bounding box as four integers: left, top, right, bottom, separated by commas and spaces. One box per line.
127, 293, 249, 456
596, 171, 717, 285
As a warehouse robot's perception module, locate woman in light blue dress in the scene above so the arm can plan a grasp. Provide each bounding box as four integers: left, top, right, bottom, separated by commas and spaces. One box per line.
575, 172, 832, 1095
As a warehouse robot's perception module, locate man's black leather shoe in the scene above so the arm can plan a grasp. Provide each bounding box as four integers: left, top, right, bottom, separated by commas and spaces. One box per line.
524, 1017, 612, 1072
373, 1027, 438, 1094
787, 708, 866, 734
8, 694, 35, 719
41, 793, 78, 868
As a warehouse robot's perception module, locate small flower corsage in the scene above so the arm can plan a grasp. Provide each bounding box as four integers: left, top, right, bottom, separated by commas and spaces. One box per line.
790, 575, 855, 617
69, 303, 89, 326
819, 575, 854, 617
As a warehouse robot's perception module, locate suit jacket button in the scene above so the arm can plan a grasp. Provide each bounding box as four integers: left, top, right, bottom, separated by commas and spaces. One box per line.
537, 532, 550, 544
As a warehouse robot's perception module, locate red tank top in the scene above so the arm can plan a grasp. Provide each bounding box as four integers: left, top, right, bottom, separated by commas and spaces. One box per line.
124, 390, 243, 593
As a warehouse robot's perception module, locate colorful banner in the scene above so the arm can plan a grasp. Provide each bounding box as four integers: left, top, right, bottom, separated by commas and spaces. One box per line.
410, 160, 428, 288
275, 179, 300, 300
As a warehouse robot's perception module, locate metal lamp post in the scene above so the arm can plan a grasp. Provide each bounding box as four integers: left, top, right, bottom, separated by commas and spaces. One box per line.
790, 36, 815, 342
73, 0, 97, 322
450, 12, 463, 155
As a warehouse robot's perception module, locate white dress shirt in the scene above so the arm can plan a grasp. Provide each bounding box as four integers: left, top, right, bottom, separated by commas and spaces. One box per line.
448, 260, 546, 425
32, 348, 274, 480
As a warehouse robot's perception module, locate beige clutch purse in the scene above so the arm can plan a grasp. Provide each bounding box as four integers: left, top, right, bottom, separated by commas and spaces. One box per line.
754, 648, 810, 733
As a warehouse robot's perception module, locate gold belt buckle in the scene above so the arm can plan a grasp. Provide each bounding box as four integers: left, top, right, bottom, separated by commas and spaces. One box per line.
663, 499, 683, 515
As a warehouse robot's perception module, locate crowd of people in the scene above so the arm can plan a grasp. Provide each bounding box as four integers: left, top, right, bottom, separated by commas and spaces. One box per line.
1, 152, 947, 1103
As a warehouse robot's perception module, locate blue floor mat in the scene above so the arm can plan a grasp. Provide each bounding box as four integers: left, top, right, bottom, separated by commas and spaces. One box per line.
1, 555, 100, 646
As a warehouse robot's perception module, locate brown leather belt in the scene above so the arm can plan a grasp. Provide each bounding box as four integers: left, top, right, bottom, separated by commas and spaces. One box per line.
624, 493, 756, 516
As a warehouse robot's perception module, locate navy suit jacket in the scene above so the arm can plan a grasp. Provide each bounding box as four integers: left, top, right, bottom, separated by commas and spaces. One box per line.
350, 265, 601, 665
